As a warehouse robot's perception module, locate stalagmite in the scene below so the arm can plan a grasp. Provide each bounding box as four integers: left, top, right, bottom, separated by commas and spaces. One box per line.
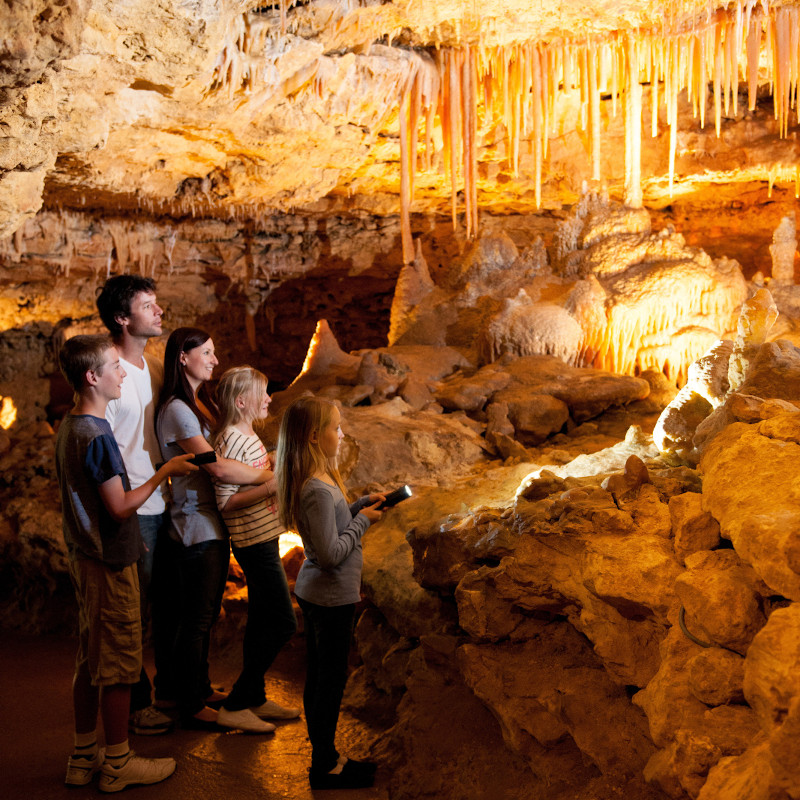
293, 319, 360, 383
728, 288, 779, 392
769, 215, 798, 285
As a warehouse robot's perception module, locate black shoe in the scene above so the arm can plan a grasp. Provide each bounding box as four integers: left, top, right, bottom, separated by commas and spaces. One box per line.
343, 758, 377, 776
309, 760, 376, 790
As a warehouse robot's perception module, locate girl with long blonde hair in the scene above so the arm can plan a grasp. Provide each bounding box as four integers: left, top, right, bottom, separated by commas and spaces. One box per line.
275, 396, 383, 790
210, 366, 301, 732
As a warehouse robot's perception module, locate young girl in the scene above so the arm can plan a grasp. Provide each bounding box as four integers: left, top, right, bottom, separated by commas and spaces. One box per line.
211, 367, 300, 733
276, 396, 383, 790
154, 328, 272, 730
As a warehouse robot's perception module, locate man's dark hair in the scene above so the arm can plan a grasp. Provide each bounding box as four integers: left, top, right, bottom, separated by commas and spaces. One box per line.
96, 275, 157, 337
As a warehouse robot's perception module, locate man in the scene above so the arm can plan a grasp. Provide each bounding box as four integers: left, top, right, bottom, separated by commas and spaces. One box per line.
96, 275, 173, 735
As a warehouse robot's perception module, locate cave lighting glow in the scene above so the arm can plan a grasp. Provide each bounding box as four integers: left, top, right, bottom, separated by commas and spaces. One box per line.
0, 397, 17, 430
279, 532, 304, 558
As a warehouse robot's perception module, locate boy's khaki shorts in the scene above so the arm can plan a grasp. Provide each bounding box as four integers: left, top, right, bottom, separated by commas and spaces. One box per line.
68, 558, 142, 687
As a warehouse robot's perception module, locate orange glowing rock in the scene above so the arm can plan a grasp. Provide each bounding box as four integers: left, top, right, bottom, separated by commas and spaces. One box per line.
0, 396, 17, 430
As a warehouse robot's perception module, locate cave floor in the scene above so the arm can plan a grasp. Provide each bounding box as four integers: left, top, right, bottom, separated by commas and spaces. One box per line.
0, 630, 389, 800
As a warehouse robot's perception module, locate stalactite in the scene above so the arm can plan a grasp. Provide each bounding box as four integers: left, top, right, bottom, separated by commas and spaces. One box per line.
669, 37, 678, 195
461, 47, 473, 240
624, 35, 643, 209
392, 2, 794, 239
651, 35, 660, 138
747, 9, 762, 111
531, 44, 543, 209
469, 47, 479, 235
449, 48, 461, 230
713, 19, 723, 136
588, 43, 601, 181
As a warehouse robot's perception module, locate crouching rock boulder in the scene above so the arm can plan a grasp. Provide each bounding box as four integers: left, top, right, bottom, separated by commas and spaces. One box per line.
457, 624, 657, 779
675, 550, 768, 655
700, 413, 800, 600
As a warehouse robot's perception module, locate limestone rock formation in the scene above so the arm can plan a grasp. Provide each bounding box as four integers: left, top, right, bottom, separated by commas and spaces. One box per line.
700, 411, 800, 601
385, 194, 749, 385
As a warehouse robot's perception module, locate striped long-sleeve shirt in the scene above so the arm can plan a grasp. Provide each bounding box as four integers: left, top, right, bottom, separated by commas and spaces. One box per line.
214, 426, 283, 548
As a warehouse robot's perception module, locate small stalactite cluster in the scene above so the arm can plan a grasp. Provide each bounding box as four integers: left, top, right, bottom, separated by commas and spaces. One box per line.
395, 0, 800, 259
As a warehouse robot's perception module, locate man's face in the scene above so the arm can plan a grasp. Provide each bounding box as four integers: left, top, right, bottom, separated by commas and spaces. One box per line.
119, 291, 163, 338
93, 346, 127, 401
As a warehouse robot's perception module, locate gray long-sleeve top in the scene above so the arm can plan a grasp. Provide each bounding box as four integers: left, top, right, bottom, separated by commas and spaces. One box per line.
293, 477, 373, 607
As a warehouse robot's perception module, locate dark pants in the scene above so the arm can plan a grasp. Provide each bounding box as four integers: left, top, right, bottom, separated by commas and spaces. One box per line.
296, 598, 355, 772
129, 512, 167, 713
224, 538, 297, 711
151, 526, 179, 705
153, 536, 230, 717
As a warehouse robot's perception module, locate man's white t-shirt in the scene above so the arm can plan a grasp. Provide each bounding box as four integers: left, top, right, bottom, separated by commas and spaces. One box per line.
106, 352, 165, 515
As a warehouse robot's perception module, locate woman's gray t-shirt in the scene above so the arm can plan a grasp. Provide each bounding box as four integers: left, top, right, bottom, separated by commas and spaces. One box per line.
157, 398, 227, 547
294, 477, 371, 607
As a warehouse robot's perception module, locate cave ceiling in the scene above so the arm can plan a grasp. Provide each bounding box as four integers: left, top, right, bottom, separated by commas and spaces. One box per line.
1, 0, 800, 240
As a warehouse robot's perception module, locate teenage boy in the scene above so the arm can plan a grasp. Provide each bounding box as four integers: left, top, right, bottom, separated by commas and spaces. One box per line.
96, 276, 172, 733
56, 335, 195, 791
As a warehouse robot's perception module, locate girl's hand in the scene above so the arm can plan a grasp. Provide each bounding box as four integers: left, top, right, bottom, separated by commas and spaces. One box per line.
367, 493, 386, 505
359, 501, 383, 523
165, 453, 199, 476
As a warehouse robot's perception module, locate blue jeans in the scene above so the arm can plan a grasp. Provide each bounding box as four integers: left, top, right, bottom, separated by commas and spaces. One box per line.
224, 538, 297, 711
296, 598, 355, 772
130, 512, 167, 713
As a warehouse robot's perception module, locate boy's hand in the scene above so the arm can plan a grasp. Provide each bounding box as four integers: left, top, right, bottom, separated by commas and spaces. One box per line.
359, 500, 383, 523
165, 453, 199, 476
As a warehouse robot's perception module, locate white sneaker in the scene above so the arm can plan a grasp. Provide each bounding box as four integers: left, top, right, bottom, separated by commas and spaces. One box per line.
217, 707, 276, 733
129, 705, 173, 735
99, 751, 176, 793
250, 699, 302, 720
65, 748, 104, 786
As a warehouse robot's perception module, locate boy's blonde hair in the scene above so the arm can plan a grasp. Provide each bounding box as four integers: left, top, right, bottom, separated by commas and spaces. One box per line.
276, 396, 348, 531
58, 334, 114, 393
211, 366, 268, 447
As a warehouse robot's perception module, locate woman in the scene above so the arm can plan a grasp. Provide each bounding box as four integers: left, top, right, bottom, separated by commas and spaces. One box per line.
153, 327, 272, 729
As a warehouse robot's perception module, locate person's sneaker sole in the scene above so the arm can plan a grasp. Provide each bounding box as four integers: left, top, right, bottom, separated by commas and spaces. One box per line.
130, 722, 172, 736
217, 707, 276, 734
65, 748, 104, 786
249, 699, 302, 720
99, 755, 176, 793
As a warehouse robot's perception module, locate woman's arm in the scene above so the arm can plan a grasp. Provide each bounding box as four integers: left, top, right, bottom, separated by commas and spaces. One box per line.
175, 435, 271, 486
